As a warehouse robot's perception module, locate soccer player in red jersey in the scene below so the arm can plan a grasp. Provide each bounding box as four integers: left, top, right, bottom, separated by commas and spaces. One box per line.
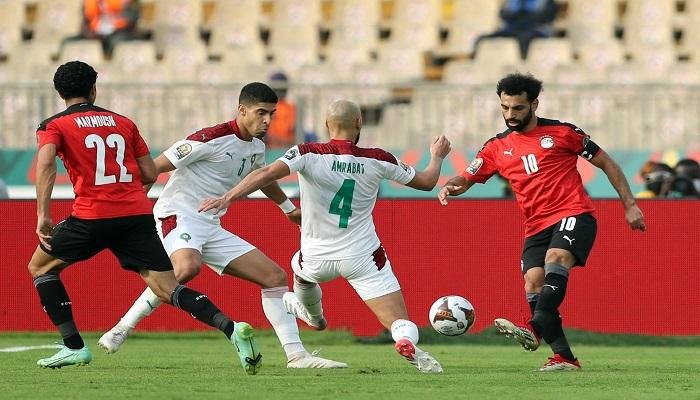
27, 61, 261, 374
438, 73, 646, 371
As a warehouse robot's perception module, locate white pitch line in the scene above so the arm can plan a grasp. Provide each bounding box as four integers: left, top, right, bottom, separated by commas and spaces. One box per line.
0, 344, 63, 353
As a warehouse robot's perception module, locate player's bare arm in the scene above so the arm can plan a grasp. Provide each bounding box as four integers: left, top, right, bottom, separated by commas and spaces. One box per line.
259, 178, 301, 224
406, 135, 452, 190
438, 176, 475, 205
35, 143, 58, 249
199, 160, 291, 214
590, 150, 646, 232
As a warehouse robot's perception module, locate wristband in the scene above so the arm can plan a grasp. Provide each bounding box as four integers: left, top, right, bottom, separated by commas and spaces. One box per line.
278, 199, 296, 214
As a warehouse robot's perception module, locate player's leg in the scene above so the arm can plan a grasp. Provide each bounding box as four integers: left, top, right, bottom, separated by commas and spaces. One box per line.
216, 242, 345, 369
346, 247, 442, 373
98, 248, 204, 353
535, 213, 596, 371
29, 217, 97, 368
287, 251, 327, 329
99, 214, 206, 353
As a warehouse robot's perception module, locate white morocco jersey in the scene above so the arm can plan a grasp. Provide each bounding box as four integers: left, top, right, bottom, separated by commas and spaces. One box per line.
154, 120, 265, 221
279, 139, 416, 260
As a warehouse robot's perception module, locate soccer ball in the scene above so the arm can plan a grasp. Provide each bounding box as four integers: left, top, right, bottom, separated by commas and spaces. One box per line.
428, 295, 475, 336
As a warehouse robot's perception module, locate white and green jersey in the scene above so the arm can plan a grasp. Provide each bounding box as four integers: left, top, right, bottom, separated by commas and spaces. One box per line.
279, 139, 415, 260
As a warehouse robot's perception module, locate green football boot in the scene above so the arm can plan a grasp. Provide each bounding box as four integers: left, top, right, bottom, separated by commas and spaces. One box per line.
37, 346, 92, 369
231, 322, 262, 375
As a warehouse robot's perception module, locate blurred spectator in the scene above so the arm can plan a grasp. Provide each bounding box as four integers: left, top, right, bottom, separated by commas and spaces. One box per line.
474, 0, 558, 59
266, 72, 299, 148
0, 178, 8, 199
81, 0, 141, 57
674, 158, 700, 193
642, 162, 675, 198
635, 160, 657, 198
666, 177, 699, 199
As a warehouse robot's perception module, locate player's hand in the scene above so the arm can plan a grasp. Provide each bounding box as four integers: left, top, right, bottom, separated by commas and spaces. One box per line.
36, 216, 54, 250
285, 208, 302, 225
431, 135, 451, 159
198, 197, 230, 215
625, 204, 646, 232
438, 185, 464, 205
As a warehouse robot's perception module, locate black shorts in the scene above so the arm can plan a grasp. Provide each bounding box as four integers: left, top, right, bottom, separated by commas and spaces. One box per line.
521, 213, 597, 273
41, 214, 173, 272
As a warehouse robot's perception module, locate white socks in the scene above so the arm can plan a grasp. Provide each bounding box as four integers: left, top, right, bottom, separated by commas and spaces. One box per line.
261, 286, 305, 357
391, 319, 419, 344
119, 287, 162, 329
293, 280, 324, 318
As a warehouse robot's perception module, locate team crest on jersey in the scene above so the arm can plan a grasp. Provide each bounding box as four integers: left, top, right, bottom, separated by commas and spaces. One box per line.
173, 143, 192, 159
466, 158, 483, 175
284, 148, 298, 160
540, 136, 554, 149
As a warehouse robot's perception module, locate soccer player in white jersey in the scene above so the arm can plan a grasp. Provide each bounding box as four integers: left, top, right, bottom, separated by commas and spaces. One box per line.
98, 82, 346, 369
200, 99, 452, 373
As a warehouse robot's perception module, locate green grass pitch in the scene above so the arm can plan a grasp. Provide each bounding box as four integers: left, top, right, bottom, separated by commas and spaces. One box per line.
1, 330, 698, 400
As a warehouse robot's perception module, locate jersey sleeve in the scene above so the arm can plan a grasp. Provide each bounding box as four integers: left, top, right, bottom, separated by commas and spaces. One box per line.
278, 145, 305, 172
384, 154, 416, 185
36, 121, 62, 150
461, 140, 498, 183
562, 123, 601, 161
163, 139, 213, 168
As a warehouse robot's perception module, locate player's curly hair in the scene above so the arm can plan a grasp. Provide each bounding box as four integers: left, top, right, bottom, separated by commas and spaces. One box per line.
53, 61, 98, 100
239, 82, 278, 105
497, 73, 543, 102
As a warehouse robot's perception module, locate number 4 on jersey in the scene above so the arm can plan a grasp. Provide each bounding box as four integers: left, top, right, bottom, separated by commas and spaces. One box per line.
329, 179, 355, 228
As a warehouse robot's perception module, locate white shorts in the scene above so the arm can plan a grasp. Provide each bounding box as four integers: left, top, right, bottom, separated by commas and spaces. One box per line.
291, 246, 400, 301
155, 213, 255, 275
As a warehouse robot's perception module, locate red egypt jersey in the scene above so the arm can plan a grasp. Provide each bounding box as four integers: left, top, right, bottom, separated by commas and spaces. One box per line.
36, 103, 153, 219
462, 118, 600, 237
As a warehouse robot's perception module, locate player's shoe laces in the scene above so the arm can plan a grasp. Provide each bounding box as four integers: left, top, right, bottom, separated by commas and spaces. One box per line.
97, 324, 132, 354
538, 353, 581, 372
37, 345, 92, 368
494, 317, 541, 351
231, 322, 262, 375
282, 292, 327, 330
394, 338, 443, 373
287, 350, 348, 369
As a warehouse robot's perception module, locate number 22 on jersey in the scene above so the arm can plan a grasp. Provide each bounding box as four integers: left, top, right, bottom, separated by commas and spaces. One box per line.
329, 178, 355, 228
85, 133, 133, 185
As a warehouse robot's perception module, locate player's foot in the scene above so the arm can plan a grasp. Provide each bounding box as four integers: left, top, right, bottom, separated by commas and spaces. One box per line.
538, 353, 581, 372
98, 324, 132, 354
394, 338, 443, 373
494, 317, 541, 351
282, 292, 327, 330
287, 350, 348, 369
230, 322, 262, 375
37, 345, 92, 368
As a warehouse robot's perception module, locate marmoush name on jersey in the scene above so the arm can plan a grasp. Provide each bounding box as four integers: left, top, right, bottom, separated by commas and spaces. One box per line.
74, 115, 117, 128
331, 160, 365, 174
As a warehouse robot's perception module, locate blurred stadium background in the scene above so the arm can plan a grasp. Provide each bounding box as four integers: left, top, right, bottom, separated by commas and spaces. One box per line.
0, 0, 698, 338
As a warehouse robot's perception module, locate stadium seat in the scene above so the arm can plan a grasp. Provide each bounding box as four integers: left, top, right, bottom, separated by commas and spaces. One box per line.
442, 60, 504, 85
375, 43, 425, 83
267, 0, 322, 74
679, 0, 700, 61
206, 0, 265, 64
385, 0, 441, 52
575, 41, 625, 76
59, 40, 106, 66
109, 40, 161, 82
161, 41, 207, 82
473, 37, 522, 66
151, 0, 203, 54
0, 0, 25, 58
565, 0, 617, 51
622, 0, 675, 61
522, 38, 574, 81
438, 0, 501, 57
31, 0, 83, 57
326, 0, 380, 51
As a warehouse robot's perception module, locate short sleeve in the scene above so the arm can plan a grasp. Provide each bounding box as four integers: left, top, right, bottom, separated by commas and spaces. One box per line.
163, 139, 213, 168
562, 123, 600, 161
384, 154, 416, 185
131, 124, 150, 158
36, 122, 61, 150
461, 140, 498, 183
278, 145, 304, 172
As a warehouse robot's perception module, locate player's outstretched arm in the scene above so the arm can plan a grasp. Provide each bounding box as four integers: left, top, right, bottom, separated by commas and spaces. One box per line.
438, 175, 474, 205
406, 135, 451, 190
35, 144, 57, 249
260, 180, 301, 224
590, 149, 646, 231
199, 160, 292, 214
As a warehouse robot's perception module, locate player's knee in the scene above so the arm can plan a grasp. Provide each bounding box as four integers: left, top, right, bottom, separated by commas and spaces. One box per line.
544, 249, 575, 267
523, 280, 541, 293
174, 263, 201, 283
264, 266, 288, 288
